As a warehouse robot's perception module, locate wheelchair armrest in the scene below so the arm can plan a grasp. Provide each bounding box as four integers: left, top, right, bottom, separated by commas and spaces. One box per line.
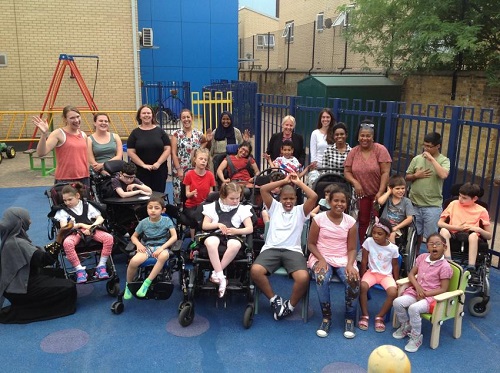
396, 277, 411, 286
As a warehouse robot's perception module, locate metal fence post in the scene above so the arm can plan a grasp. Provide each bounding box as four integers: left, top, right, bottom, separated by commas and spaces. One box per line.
254, 93, 263, 168
332, 98, 342, 123
289, 95, 297, 117
383, 101, 398, 156
444, 106, 463, 199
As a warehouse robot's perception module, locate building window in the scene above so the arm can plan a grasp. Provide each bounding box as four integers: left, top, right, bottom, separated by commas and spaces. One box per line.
257, 34, 275, 49
282, 21, 294, 43
316, 13, 324, 32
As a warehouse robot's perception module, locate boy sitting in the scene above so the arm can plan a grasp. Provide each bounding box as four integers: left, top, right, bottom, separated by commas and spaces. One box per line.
377, 175, 415, 243
112, 162, 152, 198
438, 182, 491, 281
263, 140, 314, 179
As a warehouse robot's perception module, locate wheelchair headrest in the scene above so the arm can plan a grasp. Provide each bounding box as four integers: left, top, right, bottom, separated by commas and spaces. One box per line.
104, 160, 125, 175
206, 191, 220, 203
226, 144, 239, 154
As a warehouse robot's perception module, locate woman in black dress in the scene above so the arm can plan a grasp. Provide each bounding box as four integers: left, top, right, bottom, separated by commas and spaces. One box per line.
0, 207, 76, 324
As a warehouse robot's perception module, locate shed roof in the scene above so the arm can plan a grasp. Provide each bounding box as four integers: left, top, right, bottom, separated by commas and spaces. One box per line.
300, 75, 401, 87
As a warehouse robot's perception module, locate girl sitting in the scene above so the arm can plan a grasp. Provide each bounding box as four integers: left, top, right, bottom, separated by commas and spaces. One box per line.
182, 148, 216, 239
358, 217, 400, 333
201, 182, 253, 297
216, 141, 260, 186
54, 183, 114, 283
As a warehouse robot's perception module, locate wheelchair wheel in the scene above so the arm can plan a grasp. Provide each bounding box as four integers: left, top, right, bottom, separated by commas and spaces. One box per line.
468, 296, 491, 317
106, 280, 120, 297
403, 226, 418, 275
243, 305, 254, 329
178, 302, 194, 327
111, 301, 124, 315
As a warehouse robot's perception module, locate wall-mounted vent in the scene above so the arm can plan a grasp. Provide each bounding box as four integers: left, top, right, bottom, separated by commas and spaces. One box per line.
0, 53, 7, 67
141, 28, 154, 47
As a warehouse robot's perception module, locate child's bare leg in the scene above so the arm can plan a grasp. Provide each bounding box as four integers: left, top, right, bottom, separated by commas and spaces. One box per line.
377, 286, 397, 318
126, 252, 147, 282
205, 236, 222, 272
251, 263, 274, 299
468, 233, 478, 267
147, 250, 170, 281
359, 281, 370, 316
289, 269, 310, 307
220, 239, 241, 270
439, 228, 452, 258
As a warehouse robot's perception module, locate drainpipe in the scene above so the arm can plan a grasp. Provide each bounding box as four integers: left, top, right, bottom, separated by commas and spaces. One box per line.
308, 21, 316, 76
131, 0, 141, 107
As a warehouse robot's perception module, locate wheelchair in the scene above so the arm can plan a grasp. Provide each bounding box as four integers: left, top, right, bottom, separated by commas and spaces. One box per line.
45, 182, 120, 297
178, 192, 256, 329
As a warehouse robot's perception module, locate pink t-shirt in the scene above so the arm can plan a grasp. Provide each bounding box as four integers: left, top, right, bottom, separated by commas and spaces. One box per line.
440, 200, 490, 233
307, 212, 357, 269
403, 253, 453, 306
344, 143, 392, 196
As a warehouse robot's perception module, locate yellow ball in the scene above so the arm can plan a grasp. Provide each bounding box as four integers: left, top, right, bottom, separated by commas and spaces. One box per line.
367, 345, 411, 373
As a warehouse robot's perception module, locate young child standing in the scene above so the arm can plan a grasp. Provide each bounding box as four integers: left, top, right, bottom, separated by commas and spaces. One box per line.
307, 185, 359, 338
202, 182, 253, 297
124, 196, 177, 299
392, 233, 453, 352
438, 182, 491, 281
310, 183, 336, 218
263, 140, 314, 178
111, 162, 152, 198
358, 217, 400, 333
54, 183, 114, 283
377, 175, 415, 243
183, 148, 216, 238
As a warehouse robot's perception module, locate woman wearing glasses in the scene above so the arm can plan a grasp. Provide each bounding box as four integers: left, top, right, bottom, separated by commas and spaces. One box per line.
344, 120, 392, 242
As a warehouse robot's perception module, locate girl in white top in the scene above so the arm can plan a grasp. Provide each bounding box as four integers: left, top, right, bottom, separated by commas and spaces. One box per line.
358, 217, 400, 333
202, 182, 253, 297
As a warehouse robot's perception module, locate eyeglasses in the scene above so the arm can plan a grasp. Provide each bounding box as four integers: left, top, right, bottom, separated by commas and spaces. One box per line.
360, 122, 375, 128
423, 143, 438, 149
122, 174, 136, 180
427, 241, 444, 248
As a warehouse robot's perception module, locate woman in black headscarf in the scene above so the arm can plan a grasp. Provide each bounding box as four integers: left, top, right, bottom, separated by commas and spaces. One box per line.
0, 207, 76, 324
208, 111, 250, 157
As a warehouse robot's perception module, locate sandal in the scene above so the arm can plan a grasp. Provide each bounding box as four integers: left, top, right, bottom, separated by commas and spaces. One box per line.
358, 315, 369, 330
374, 316, 386, 332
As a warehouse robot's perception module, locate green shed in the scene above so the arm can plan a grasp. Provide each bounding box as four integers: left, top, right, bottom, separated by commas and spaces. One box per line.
297, 75, 402, 102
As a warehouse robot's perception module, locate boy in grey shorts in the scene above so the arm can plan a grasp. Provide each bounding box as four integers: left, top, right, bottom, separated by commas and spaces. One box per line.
250, 172, 317, 320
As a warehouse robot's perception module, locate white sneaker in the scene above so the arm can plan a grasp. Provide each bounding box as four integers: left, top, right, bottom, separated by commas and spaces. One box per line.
405, 333, 423, 353
392, 321, 411, 339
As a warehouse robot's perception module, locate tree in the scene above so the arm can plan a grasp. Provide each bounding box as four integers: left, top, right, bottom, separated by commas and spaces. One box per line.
340, 0, 500, 84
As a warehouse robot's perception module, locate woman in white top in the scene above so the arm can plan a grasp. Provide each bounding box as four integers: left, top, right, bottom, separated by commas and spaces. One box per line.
308, 108, 336, 185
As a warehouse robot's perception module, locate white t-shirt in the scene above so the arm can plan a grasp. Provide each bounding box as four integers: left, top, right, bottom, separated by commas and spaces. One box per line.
202, 201, 253, 228
54, 200, 101, 222
362, 237, 399, 275
310, 129, 328, 164
262, 199, 308, 253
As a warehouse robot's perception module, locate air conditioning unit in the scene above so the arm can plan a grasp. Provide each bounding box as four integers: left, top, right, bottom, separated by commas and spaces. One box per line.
141, 28, 154, 47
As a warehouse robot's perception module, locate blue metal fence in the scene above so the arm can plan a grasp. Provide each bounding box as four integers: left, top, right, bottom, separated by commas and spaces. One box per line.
254, 94, 500, 260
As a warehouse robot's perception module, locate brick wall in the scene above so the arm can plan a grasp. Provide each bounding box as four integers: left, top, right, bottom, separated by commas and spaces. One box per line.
0, 0, 138, 111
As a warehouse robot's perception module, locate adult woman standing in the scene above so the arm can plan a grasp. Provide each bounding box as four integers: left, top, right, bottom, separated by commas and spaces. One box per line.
308, 109, 335, 185
344, 120, 392, 242
266, 115, 306, 165
171, 108, 208, 204
127, 105, 171, 193
0, 208, 76, 324
208, 111, 250, 157
321, 122, 352, 176
32, 105, 90, 187
87, 112, 123, 175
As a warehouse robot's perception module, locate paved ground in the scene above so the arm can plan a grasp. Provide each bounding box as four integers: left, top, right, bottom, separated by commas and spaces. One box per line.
0, 146, 54, 188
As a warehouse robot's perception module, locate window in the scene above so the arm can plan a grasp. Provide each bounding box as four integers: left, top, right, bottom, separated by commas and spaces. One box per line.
257, 34, 275, 49
316, 13, 324, 32
282, 21, 294, 42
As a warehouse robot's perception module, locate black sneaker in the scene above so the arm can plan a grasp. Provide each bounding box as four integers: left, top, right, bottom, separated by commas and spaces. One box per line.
343, 319, 356, 339
270, 295, 284, 320
316, 320, 332, 338
277, 300, 294, 320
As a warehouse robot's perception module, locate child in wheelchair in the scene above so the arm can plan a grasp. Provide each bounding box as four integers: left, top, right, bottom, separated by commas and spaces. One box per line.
54, 182, 114, 283
111, 162, 152, 198
124, 196, 178, 299
438, 182, 491, 282
200, 182, 253, 298
377, 175, 415, 244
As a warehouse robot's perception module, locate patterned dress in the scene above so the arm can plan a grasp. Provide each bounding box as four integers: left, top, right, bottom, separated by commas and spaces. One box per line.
172, 128, 204, 203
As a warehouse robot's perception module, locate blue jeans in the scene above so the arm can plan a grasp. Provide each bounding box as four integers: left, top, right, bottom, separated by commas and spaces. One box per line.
313, 264, 359, 320
413, 206, 442, 240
